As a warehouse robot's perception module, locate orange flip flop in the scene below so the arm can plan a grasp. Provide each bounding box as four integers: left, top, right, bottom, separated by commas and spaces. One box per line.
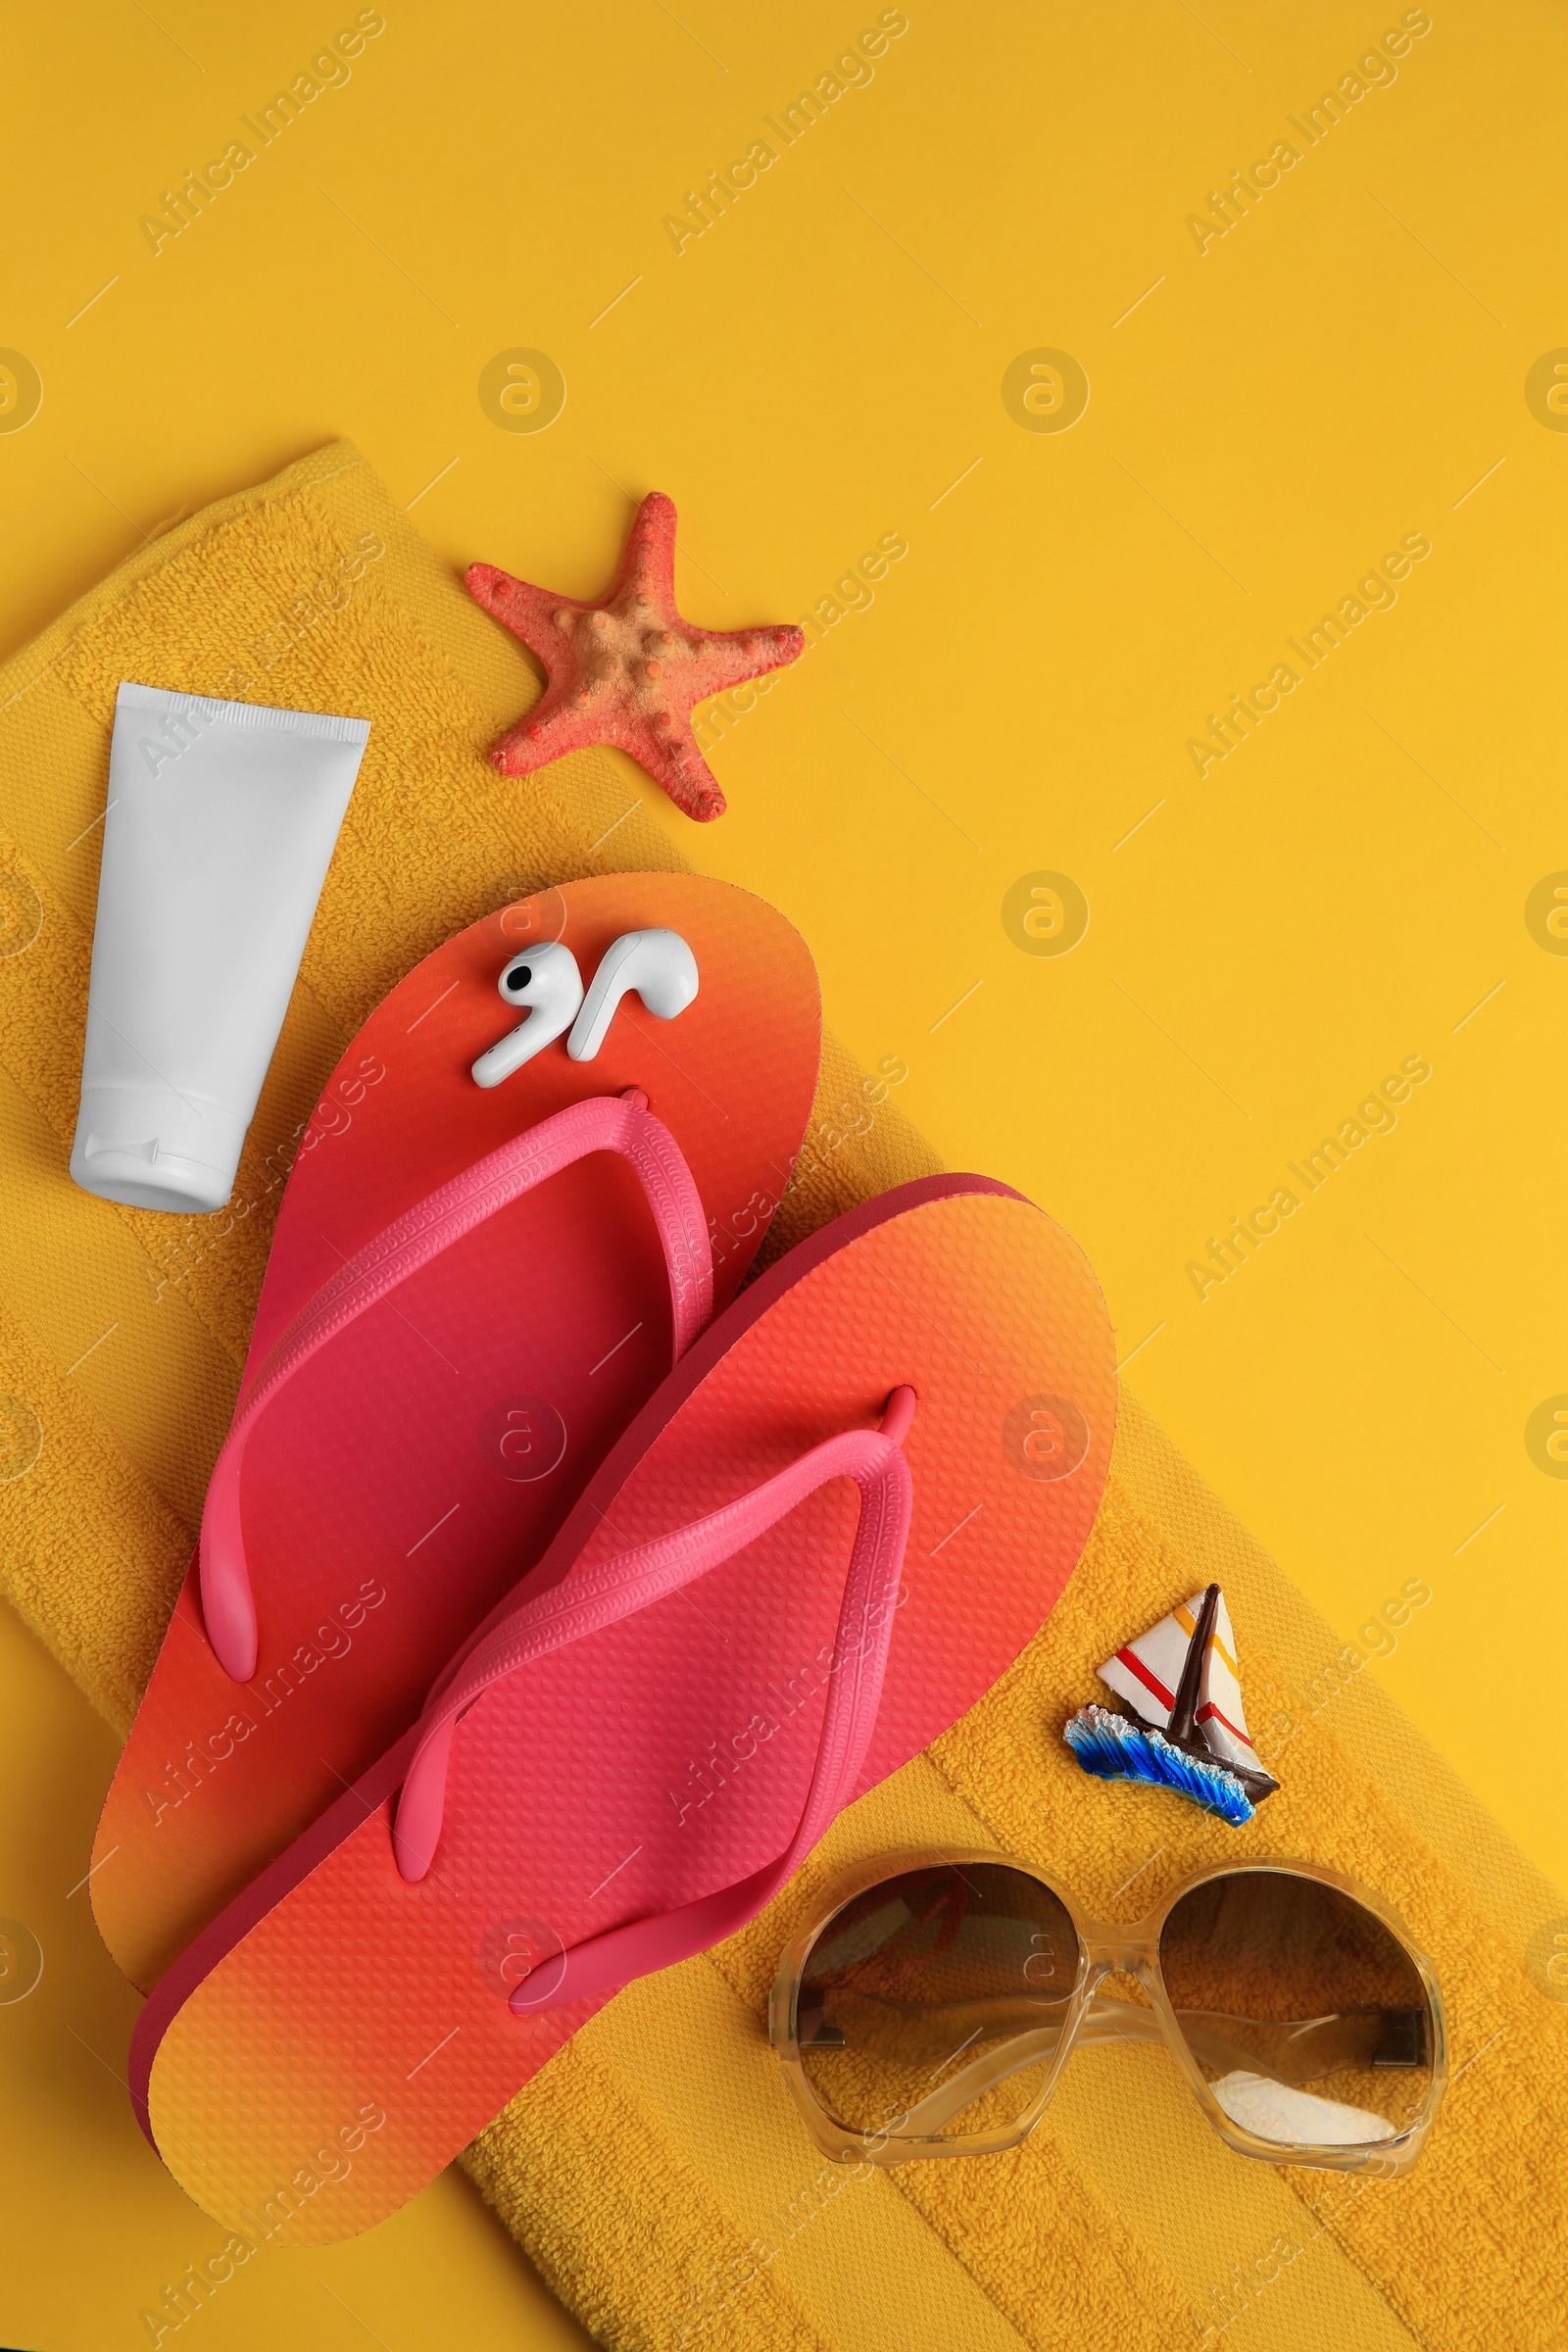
94, 874, 820, 1993
132, 1173, 1115, 2241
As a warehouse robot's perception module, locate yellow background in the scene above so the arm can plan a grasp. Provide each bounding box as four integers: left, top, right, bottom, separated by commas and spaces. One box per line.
2, 1, 1563, 2342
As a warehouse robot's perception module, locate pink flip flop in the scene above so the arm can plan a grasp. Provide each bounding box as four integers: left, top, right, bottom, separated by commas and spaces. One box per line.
131, 1172, 1115, 2241
94, 874, 820, 1992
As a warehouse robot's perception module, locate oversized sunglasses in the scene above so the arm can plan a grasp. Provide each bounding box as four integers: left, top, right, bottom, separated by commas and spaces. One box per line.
769, 1850, 1445, 2177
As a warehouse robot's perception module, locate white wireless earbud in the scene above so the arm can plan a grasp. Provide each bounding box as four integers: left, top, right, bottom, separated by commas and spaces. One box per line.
566, 929, 699, 1062
470, 941, 585, 1087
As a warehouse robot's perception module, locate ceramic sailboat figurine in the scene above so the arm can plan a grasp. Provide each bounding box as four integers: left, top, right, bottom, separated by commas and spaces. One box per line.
1063, 1583, 1280, 1826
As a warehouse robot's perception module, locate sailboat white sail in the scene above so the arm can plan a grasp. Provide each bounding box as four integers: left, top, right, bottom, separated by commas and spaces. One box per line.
1097, 1588, 1271, 1787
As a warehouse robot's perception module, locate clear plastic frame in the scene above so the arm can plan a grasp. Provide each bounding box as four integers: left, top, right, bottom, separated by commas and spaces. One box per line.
768, 1848, 1446, 2179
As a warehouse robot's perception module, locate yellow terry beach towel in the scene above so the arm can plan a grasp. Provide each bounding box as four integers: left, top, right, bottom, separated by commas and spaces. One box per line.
0, 442, 1561, 2352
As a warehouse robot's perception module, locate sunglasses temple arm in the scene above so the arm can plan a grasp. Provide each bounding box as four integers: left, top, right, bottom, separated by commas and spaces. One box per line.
1075, 1995, 1278, 2064
1075, 1996, 1165, 2048
1073, 2000, 1375, 2081
858, 1995, 1373, 2144
887, 1994, 1184, 2141
1075, 1999, 1259, 2081
887, 2027, 1063, 2140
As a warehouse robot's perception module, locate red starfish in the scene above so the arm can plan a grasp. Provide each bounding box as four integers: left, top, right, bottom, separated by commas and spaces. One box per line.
466, 492, 804, 822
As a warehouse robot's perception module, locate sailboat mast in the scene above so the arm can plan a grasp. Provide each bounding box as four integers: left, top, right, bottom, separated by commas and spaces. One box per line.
1167, 1582, 1221, 1745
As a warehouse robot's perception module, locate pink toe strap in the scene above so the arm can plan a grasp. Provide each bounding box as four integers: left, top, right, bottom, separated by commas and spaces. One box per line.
393, 1388, 918, 2012
199, 1093, 713, 1684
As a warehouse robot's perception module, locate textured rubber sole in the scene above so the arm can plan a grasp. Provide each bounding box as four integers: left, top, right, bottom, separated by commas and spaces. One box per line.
94, 874, 820, 1991
135, 1175, 1116, 2241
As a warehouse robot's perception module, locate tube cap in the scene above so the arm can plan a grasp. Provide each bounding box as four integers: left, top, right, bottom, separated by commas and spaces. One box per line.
70, 1083, 248, 1214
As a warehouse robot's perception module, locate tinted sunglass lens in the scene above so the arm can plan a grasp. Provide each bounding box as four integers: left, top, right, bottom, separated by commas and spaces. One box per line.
1159, 1870, 1436, 2148
796, 1864, 1080, 2145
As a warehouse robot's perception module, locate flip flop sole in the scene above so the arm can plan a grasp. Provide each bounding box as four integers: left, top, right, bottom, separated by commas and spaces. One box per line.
95, 874, 819, 1991
137, 1175, 1115, 2241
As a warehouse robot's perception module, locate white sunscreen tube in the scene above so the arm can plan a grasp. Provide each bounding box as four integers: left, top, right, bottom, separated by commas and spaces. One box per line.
71, 683, 371, 1214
